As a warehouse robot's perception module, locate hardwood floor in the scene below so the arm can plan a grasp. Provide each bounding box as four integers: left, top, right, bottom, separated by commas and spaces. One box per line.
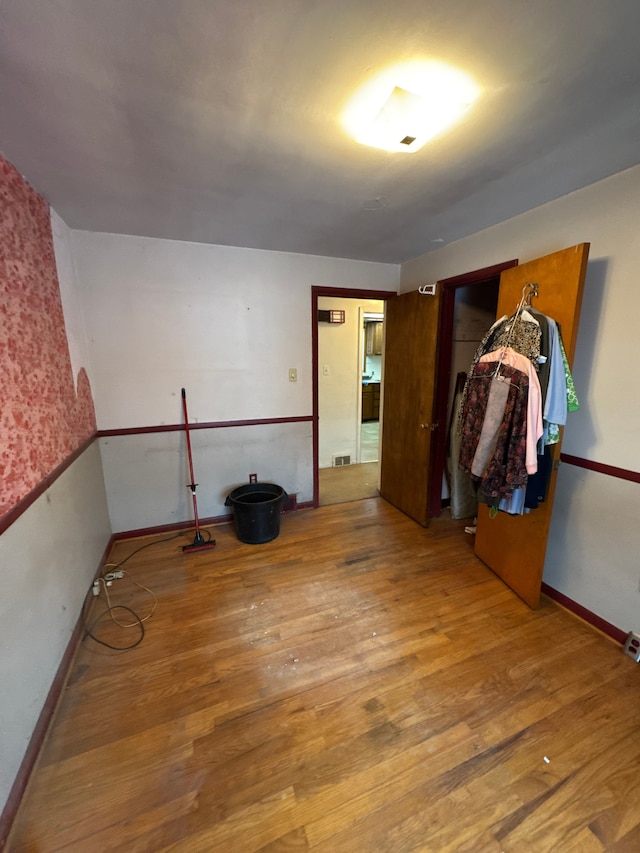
8, 499, 639, 852
319, 461, 379, 506
318, 421, 381, 506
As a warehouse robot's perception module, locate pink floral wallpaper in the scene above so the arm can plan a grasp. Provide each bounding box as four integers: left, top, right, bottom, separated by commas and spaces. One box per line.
0, 154, 96, 518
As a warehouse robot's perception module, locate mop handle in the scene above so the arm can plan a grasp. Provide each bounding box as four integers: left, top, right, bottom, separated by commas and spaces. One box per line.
181, 388, 197, 488
181, 388, 211, 549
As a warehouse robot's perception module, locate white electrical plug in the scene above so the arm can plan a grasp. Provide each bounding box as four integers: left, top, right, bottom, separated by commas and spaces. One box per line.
103, 571, 125, 581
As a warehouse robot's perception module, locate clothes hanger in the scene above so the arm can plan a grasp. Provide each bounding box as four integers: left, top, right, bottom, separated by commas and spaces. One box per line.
466, 281, 541, 381
492, 282, 539, 378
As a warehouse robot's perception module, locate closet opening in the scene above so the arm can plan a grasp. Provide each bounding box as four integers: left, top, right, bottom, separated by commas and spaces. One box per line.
311, 285, 397, 508
428, 277, 501, 518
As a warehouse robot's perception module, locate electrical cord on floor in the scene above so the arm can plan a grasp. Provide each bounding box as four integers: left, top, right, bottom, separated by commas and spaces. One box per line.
99, 571, 157, 628
84, 529, 202, 651
84, 604, 145, 651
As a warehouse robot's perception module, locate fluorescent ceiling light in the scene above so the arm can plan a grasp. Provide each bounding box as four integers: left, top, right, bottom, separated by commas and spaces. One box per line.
343, 61, 480, 153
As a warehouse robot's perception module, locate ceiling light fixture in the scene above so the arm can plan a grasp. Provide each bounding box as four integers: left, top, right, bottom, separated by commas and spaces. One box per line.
343, 61, 480, 153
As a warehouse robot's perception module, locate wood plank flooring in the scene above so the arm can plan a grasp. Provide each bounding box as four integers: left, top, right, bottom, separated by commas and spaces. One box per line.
319, 461, 379, 505
8, 498, 639, 852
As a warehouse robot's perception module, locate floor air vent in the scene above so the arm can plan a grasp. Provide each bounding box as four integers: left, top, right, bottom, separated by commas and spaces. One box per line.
332, 454, 351, 467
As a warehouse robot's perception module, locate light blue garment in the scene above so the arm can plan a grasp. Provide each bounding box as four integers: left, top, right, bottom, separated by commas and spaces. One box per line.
498, 487, 527, 515
543, 318, 567, 426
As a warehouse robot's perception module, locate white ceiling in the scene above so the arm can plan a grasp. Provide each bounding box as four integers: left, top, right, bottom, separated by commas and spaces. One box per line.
1, 0, 639, 264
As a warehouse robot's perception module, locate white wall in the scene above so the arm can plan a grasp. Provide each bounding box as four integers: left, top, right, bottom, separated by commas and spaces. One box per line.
318, 297, 384, 468
0, 210, 111, 817
71, 232, 398, 529
72, 232, 398, 429
401, 165, 640, 633
100, 422, 313, 533
0, 442, 111, 813
51, 209, 94, 391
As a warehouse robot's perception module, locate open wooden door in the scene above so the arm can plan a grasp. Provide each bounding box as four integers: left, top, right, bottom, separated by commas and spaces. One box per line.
474, 243, 590, 608
380, 289, 440, 525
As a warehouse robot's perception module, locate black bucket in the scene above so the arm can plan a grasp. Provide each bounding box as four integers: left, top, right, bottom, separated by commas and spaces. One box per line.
224, 483, 288, 544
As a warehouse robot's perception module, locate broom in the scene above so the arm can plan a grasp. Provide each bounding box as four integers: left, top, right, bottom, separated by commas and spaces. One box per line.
181, 388, 216, 553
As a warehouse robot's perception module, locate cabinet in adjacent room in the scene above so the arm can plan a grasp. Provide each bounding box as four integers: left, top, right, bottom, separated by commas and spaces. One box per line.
362, 382, 380, 421
365, 321, 383, 355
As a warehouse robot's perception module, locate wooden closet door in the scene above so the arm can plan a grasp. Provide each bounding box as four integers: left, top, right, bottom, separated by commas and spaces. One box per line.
474, 243, 590, 608
380, 289, 440, 526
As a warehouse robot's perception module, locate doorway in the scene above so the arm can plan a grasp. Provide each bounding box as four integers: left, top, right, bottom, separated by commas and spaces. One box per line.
311, 286, 396, 508
317, 296, 385, 506
360, 309, 384, 465
379, 260, 518, 526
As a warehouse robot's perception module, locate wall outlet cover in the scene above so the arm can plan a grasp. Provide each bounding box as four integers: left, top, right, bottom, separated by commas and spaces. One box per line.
623, 631, 640, 662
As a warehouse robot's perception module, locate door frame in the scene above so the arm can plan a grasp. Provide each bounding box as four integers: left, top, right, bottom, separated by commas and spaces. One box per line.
311, 286, 397, 507
427, 260, 519, 518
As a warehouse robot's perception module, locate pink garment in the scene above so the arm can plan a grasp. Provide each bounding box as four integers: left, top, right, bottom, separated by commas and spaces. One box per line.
478, 347, 543, 473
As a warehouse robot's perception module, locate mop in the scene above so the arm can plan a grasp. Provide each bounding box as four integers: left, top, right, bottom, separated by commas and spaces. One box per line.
181, 388, 217, 553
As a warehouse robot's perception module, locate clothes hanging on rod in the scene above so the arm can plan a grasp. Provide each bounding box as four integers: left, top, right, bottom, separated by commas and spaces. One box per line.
477, 346, 543, 473
456, 283, 579, 515
458, 361, 531, 504
456, 306, 541, 434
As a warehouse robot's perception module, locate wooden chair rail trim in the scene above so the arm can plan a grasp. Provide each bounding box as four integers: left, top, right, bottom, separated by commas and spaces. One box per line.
0, 434, 97, 536
97, 414, 314, 438
560, 453, 640, 483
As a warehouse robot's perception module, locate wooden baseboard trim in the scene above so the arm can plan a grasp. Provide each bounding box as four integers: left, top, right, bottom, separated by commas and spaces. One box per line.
292, 500, 314, 511
111, 501, 313, 542
0, 534, 114, 851
541, 582, 627, 645
112, 514, 232, 542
